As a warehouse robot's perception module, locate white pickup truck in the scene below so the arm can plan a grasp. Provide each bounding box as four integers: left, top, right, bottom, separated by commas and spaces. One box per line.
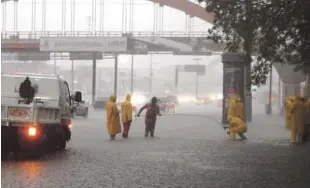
1, 73, 82, 156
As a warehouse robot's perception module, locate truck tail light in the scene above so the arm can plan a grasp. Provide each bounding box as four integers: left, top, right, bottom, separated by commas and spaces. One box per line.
28, 127, 37, 137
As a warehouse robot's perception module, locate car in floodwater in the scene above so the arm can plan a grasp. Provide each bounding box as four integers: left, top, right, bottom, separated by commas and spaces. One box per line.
73, 100, 89, 118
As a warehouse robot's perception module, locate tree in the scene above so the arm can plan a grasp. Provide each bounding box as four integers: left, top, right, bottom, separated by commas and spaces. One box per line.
198, 0, 270, 86
198, 0, 310, 86
253, 0, 310, 75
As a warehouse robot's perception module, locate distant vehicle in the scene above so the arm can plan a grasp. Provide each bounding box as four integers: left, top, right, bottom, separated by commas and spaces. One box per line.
131, 92, 149, 108
196, 96, 212, 104
157, 97, 168, 112
177, 95, 196, 104
166, 95, 178, 105
93, 97, 109, 110
73, 100, 89, 118
1, 73, 82, 155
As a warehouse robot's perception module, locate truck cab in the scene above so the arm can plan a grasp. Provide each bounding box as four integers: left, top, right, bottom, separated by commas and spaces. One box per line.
1, 73, 82, 155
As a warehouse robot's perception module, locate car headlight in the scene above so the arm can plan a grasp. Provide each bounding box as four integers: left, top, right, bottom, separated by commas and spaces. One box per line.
132, 95, 147, 105
209, 95, 216, 101
177, 96, 195, 103
217, 94, 223, 100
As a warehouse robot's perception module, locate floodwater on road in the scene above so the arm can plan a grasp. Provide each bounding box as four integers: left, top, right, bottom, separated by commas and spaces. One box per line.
2, 102, 309, 188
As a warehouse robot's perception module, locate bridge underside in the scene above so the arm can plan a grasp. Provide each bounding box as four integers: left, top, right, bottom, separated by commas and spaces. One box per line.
146, 0, 214, 24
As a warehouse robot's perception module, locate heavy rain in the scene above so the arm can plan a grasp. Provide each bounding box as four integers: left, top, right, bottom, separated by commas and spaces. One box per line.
1, 0, 310, 187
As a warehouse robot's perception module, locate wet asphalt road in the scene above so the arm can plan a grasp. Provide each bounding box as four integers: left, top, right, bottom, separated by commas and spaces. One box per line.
2, 104, 310, 188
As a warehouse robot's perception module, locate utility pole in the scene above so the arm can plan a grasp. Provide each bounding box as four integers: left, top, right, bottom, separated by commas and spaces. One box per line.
193, 58, 201, 99
267, 64, 273, 115
278, 74, 281, 109
53, 53, 57, 74
114, 55, 119, 97
175, 65, 179, 95
149, 54, 153, 96
130, 55, 134, 94
71, 60, 74, 91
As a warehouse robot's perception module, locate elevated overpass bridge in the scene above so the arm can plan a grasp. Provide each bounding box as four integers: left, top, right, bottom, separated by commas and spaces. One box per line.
1, 0, 218, 54
1, 31, 224, 54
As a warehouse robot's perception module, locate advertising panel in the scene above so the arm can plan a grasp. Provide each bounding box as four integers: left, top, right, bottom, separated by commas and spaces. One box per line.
40, 37, 127, 52
222, 62, 245, 125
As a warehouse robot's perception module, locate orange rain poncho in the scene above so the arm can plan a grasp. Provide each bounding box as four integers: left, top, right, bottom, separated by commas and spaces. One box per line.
121, 94, 133, 123
285, 96, 295, 130
290, 96, 305, 144
106, 96, 121, 136
227, 95, 247, 140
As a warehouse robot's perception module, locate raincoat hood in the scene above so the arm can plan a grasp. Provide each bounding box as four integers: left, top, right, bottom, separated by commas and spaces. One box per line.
109, 96, 117, 102
286, 96, 294, 101
151, 97, 157, 104
126, 94, 131, 102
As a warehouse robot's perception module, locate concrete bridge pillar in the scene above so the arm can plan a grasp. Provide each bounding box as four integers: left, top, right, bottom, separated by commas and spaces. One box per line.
273, 63, 306, 98
273, 63, 306, 115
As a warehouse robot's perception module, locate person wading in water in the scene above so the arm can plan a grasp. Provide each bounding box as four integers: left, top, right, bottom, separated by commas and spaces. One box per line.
136, 97, 162, 138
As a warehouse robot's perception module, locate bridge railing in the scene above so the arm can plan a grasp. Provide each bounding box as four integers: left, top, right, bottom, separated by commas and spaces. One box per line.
1, 31, 210, 40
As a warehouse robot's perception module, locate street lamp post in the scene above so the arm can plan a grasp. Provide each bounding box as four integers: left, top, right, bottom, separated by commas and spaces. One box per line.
131, 55, 134, 94
193, 58, 201, 99
149, 55, 153, 96
267, 64, 273, 115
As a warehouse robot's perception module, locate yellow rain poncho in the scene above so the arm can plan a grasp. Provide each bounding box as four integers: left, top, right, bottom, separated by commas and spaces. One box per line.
285, 96, 295, 130
227, 95, 238, 122
228, 116, 247, 140
235, 99, 244, 121
106, 96, 121, 136
227, 94, 247, 140
290, 96, 305, 144
121, 94, 133, 123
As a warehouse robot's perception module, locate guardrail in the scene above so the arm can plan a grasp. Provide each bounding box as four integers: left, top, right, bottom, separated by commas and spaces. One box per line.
1, 31, 210, 39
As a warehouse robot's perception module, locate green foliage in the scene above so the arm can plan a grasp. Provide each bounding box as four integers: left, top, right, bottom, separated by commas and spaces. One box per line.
198, 0, 310, 86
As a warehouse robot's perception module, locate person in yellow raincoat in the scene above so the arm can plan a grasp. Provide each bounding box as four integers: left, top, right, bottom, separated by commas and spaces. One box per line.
234, 98, 247, 140
285, 96, 295, 130
227, 94, 238, 121
106, 96, 122, 140
121, 94, 133, 138
228, 116, 247, 140
290, 96, 305, 144
303, 99, 310, 142
227, 95, 247, 140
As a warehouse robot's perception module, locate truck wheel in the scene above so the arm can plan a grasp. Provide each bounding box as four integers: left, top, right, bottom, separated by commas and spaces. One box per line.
58, 139, 66, 150
1, 147, 10, 159
84, 109, 89, 118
